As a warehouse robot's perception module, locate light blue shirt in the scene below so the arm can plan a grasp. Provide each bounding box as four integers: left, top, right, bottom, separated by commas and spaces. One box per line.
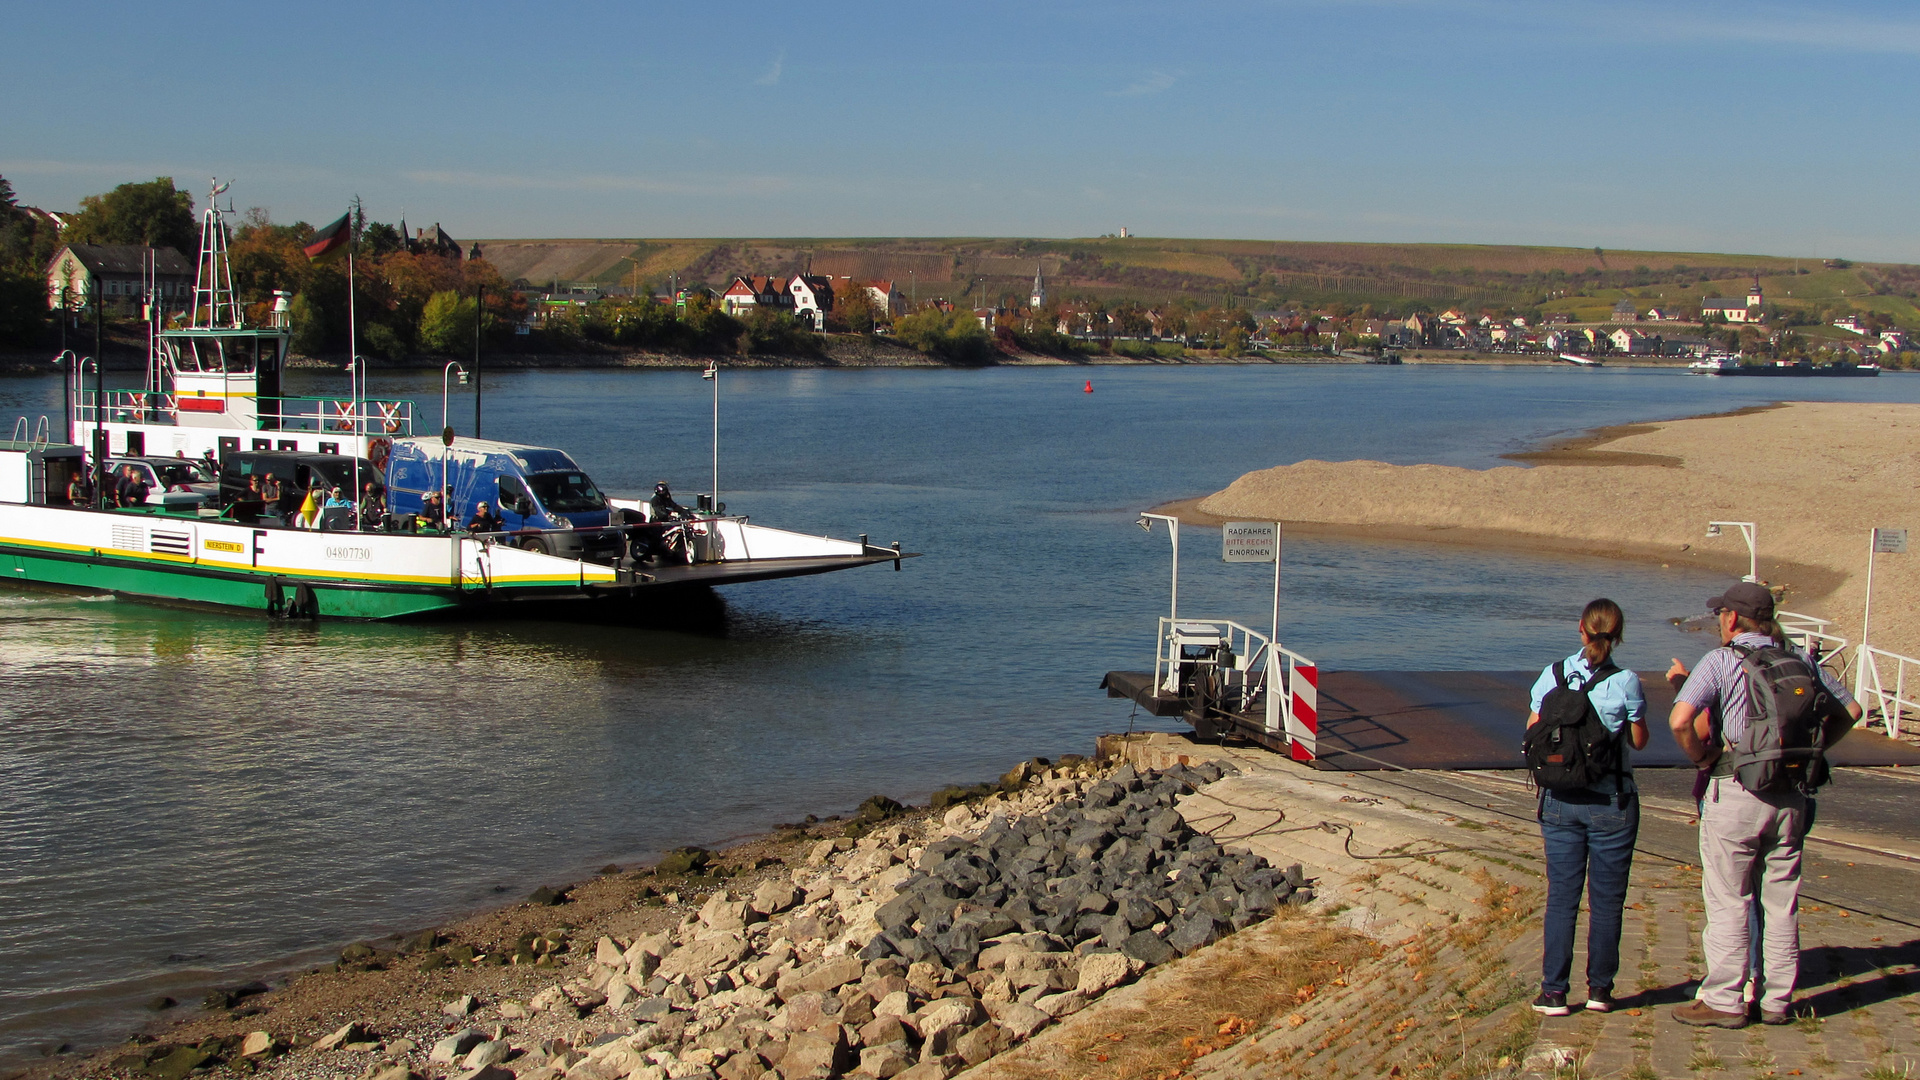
1530, 651, 1647, 794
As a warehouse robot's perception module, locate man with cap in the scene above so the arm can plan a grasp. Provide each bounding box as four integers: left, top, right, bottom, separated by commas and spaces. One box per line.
1664, 581, 1861, 1028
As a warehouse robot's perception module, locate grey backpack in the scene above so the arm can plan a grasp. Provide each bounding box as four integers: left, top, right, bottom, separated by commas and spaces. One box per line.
1726, 642, 1833, 795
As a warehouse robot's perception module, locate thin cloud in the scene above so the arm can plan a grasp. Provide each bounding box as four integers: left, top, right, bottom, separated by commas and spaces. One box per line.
755, 51, 785, 86
1112, 71, 1176, 97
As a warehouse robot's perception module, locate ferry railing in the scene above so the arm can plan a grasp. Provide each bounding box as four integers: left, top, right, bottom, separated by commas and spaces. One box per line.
9, 416, 51, 447
462, 515, 747, 568
1855, 645, 1920, 741
256, 396, 415, 437
74, 388, 178, 426
1152, 617, 1273, 717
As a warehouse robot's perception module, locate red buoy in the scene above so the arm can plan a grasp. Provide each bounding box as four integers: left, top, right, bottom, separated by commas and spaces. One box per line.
1084, 380, 1093, 393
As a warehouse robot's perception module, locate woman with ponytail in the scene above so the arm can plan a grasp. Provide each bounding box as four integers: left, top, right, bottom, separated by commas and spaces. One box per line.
1526, 598, 1649, 1017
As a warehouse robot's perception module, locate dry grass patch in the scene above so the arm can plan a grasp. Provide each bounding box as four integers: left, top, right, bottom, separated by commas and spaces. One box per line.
971, 910, 1378, 1080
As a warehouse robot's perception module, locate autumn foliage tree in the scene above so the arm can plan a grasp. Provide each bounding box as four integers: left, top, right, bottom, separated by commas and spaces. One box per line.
60, 177, 197, 254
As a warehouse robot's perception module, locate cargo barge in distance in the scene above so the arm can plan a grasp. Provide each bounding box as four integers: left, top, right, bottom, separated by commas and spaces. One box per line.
0, 187, 911, 619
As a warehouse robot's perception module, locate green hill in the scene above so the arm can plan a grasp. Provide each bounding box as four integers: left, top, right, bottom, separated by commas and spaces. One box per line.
471, 236, 1920, 325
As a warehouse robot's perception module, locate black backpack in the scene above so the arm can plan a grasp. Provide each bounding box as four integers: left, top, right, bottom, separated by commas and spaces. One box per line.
1524, 659, 1623, 791
1724, 642, 1833, 795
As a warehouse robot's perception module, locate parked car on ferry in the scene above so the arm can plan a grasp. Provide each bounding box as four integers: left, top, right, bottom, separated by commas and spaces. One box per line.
383, 437, 622, 559
107, 455, 220, 507
218, 450, 382, 521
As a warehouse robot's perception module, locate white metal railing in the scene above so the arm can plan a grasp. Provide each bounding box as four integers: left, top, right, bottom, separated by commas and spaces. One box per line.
9, 416, 52, 447
254, 397, 416, 437
1778, 609, 1849, 676
1153, 617, 1271, 716
71, 389, 416, 437
1855, 645, 1920, 741
1263, 642, 1319, 745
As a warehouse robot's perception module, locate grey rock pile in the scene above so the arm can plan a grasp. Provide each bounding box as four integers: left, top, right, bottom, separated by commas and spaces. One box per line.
863, 760, 1308, 975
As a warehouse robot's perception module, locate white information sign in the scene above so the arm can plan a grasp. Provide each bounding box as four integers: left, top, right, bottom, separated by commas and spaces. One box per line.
1223, 521, 1278, 563
1874, 528, 1907, 554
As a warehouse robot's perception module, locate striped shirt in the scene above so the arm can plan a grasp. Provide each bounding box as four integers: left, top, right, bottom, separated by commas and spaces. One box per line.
1676, 632, 1855, 744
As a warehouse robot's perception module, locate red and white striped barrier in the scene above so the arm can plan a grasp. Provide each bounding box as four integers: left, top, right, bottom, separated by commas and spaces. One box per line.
1286, 661, 1318, 761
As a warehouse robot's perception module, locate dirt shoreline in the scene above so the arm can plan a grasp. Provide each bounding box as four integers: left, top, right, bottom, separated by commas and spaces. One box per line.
9, 756, 1319, 1080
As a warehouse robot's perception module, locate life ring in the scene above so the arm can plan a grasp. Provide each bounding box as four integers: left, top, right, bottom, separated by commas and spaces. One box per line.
368, 437, 391, 470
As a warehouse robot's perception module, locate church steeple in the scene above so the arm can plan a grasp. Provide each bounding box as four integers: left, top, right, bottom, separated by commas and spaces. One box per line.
1029, 263, 1046, 310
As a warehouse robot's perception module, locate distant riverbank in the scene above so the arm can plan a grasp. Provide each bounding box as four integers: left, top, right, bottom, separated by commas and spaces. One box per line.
0, 341, 1696, 375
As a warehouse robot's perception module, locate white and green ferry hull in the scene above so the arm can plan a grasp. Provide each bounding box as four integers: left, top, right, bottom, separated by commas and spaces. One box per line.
0, 503, 905, 620
0, 502, 625, 619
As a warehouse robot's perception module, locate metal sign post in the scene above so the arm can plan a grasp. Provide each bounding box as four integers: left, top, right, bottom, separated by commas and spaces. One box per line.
1223, 521, 1281, 645
1859, 527, 1908, 697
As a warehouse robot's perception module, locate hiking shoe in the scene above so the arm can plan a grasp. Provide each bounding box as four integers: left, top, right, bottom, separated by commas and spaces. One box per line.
1585, 987, 1617, 1013
1760, 1008, 1796, 1026
1532, 991, 1571, 1016
1672, 1000, 1747, 1029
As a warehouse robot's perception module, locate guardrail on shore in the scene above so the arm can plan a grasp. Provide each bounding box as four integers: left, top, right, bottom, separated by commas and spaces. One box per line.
1856, 644, 1920, 741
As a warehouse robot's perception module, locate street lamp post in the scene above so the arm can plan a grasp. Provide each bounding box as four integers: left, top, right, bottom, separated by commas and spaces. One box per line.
441, 361, 467, 518
1136, 513, 1181, 626
473, 284, 484, 438
1706, 521, 1758, 582
53, 350, 76, 441
701, 360, 719, 509
81, 356, 103, 507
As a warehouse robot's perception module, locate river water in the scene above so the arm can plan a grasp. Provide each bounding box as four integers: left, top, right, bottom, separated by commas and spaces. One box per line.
1, 363, 1916, 1060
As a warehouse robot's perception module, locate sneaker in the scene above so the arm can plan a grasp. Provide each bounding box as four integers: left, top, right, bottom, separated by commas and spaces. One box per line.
1585, 987, 1617, 1013
1532, 991, 1571, 1016
1760, 1008, 1796, 1026
1672, 1000, 1748, 1029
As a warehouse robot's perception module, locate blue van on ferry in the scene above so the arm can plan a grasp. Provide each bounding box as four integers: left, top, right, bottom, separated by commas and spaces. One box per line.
383, 436, 622, 559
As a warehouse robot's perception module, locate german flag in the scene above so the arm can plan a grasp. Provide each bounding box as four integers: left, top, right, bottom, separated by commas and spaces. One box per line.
304, 213, 352, 261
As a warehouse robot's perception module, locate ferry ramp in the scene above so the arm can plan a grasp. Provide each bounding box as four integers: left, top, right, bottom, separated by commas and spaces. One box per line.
1103, 668, 1920, 771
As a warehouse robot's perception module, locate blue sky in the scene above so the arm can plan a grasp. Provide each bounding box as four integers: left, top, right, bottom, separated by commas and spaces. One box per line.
5, 1, 1919, 260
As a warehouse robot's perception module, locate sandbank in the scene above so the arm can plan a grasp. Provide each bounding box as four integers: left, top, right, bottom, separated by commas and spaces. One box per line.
1185, 400, 1920, 663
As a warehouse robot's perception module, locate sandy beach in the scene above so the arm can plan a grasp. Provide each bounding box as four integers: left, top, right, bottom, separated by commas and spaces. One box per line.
1191, 399, 1920, 667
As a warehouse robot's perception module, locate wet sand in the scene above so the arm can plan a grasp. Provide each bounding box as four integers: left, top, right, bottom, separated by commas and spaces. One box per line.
1184, 400, 1920, 663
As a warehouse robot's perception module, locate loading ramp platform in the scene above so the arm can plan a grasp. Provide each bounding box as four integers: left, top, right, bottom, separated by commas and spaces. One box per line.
1102, 668, 1920, 771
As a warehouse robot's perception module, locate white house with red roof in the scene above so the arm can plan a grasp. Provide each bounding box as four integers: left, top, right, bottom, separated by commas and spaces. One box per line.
720, 275, 794, 317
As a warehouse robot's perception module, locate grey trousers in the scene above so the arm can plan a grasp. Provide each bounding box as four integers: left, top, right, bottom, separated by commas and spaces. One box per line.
1697, 776, 1807, 1013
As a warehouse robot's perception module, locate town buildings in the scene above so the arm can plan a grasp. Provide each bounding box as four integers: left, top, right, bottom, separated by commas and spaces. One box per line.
45, 244, 194, 315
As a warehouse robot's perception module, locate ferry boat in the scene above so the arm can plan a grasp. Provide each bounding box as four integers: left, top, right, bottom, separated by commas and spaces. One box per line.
0, 187, 910, 620
1689, 354, 1879, 377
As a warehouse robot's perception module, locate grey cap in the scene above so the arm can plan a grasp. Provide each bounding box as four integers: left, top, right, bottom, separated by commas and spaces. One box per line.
1707, 581, 1774, 620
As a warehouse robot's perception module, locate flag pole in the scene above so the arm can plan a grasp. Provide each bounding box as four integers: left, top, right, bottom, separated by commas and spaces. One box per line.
347, 251, 357, 391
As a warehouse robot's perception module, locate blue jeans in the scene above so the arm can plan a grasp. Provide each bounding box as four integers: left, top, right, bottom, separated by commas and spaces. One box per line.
1539, 788, 1640, 995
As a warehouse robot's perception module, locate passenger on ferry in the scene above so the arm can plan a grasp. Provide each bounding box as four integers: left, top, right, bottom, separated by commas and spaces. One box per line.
67, 471, 91, 506
418, 492, 445, 531
259, 472, 282, 506
466, 501, 503, 535
650, 481, 690, 521
324, 486, 352, 509
116, 466, 150, 507
359, 482, 385, 528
